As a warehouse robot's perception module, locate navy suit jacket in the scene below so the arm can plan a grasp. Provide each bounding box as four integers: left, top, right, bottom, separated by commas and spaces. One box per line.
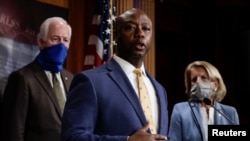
61, 58, 169, 141
168, 101, 239, 141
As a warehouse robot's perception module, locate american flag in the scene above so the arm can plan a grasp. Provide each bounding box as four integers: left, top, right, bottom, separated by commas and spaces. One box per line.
83, 0, 116, 70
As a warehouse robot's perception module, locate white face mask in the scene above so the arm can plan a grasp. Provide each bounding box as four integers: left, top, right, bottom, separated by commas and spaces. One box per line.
190, 82, 214, 101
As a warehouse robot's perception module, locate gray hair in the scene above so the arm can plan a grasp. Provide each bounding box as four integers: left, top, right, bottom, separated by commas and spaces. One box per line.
37, 17, 72, 41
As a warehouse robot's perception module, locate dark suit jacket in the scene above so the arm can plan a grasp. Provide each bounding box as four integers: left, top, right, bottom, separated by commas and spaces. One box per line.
61, 58, 169, 141
1, 60, 73, 141
168, 101, 239, 141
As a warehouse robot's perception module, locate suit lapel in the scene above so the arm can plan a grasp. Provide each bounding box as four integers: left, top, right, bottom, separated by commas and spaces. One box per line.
213, 102, 224, 124
31, 61, 62, 117
147, 73, 163, 133
60, 70, 72, 92
107, 59, 147, 125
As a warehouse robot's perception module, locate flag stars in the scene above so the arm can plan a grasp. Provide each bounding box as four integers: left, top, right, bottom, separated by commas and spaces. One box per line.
104, 49, 108, 55
112, 40, 117, 46
104, 39, 110, 45
107, 18, 111, 24
105, 28, 111, 35
84, 0, 116, 68
109, 10, 117, 22
111, 15, 116, 22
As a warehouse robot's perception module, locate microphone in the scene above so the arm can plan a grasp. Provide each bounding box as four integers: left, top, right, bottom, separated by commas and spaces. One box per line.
188, 101, 204, 141
203, 98, 235, 125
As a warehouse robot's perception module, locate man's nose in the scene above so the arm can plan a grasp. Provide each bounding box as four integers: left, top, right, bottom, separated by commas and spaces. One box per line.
58, 38, 64, 43
135, 28, 145, 38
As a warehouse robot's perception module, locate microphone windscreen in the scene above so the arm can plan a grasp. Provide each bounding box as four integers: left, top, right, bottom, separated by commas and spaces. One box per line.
203, 98, 211, 105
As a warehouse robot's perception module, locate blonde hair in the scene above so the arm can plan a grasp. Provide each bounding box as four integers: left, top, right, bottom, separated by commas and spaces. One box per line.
184, 61, 227, 102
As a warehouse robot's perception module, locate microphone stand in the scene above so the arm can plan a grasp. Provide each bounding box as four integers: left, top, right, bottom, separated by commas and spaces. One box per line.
188, 100, 204, 141
203, 98, 235, 125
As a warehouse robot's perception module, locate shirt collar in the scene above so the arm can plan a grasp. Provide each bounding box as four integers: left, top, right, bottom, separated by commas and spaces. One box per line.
113, 55, 146, 76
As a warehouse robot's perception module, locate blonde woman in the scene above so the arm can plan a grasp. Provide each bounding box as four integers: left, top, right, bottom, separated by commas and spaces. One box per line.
168, 60, 239, 141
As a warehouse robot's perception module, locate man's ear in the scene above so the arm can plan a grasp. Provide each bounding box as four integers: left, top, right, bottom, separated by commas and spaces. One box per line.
37, 38, 45, 50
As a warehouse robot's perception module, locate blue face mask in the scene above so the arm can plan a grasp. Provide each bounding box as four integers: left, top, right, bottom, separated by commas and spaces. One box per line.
36, 43, 68, 73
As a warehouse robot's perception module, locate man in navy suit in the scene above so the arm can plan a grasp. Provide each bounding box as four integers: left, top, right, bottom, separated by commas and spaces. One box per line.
61, 8, 169, 141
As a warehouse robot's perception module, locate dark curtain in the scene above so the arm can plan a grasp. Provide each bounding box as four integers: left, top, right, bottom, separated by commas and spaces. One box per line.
155, 0, 249, 124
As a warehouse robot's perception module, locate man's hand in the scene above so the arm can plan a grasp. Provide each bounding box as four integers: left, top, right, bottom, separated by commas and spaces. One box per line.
128, 122, 168, 141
